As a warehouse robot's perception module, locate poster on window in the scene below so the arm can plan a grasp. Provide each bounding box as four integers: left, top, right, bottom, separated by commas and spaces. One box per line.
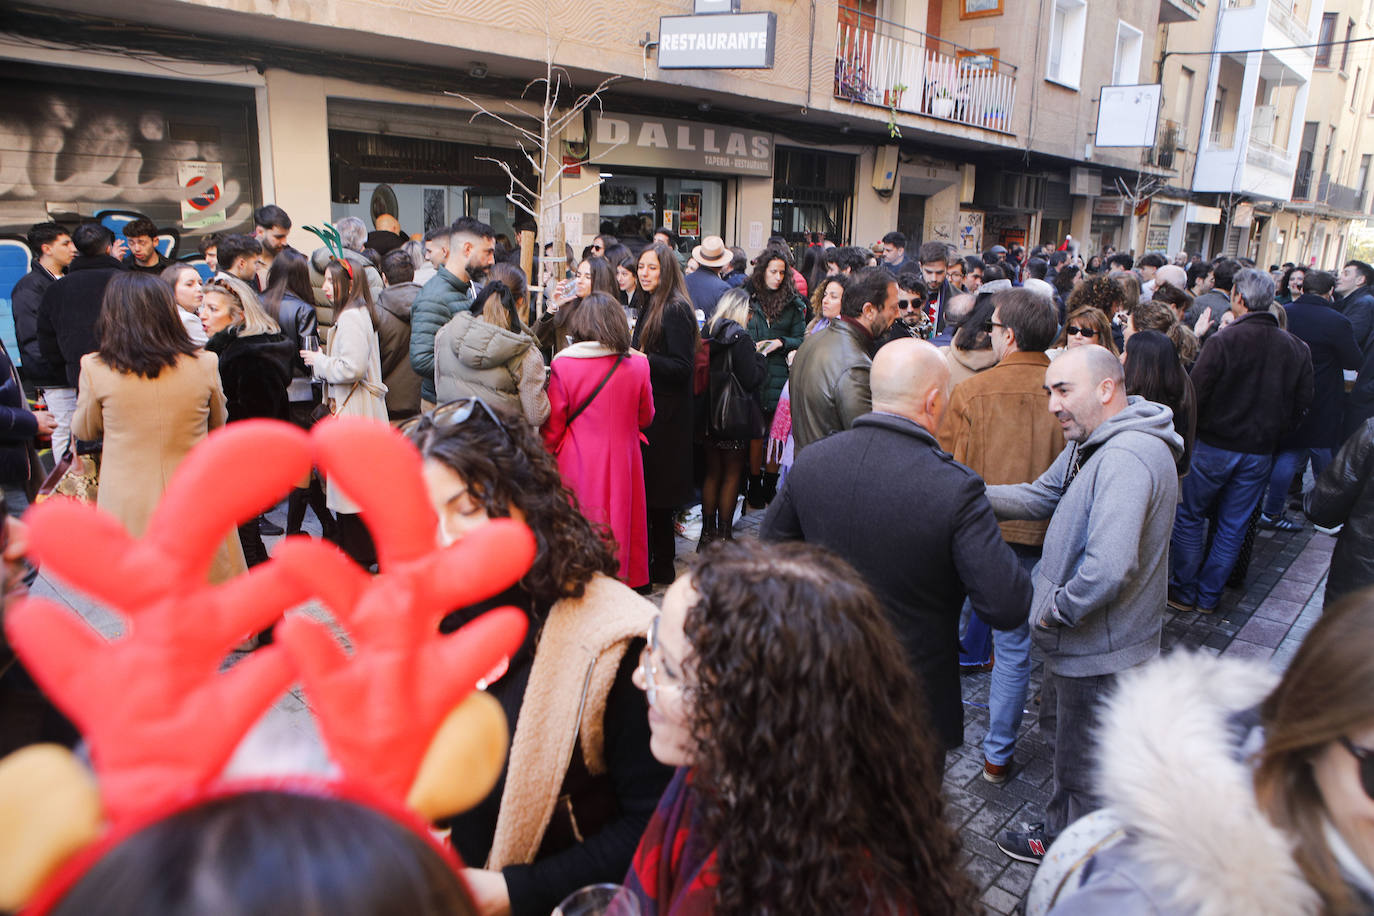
680, 192, 701, 239
177, 161, 227, 230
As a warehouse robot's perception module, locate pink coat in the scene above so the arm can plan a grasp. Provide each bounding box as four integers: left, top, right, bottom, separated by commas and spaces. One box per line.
542, 345, 655, 588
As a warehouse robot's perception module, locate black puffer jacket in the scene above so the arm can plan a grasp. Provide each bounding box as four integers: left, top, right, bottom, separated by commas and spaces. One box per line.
1306, 418, 1374, 608
206, 329, 293, 423
0, 343, 38, 484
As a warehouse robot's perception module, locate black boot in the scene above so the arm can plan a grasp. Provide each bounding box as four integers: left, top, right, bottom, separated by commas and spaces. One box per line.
696, 515, 718, 553
287, 487, 308, 535
308, 477, 337, 541
761, 471, 779, 505
746, 474, 767, 509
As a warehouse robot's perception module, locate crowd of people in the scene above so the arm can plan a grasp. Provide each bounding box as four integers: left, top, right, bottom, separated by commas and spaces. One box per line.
1, 206, 1373, 915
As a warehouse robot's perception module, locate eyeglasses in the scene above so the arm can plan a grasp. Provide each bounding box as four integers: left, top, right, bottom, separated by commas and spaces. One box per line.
1065, 326, 1098, 338
1340, 736, 1374, 801
985, 320, 1006, 332
398, 396, 512, 442
591, 243, 604, 252
897, 298, 924, 310
638, 616, 685, 708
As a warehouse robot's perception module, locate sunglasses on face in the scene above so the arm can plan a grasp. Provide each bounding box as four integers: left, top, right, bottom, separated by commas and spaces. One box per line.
897, 298, 924, 310
1340, 736, 1374, 801
1065, 326, 1098, 338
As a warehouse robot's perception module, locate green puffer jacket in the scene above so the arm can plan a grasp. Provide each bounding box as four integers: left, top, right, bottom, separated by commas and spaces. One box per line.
746, 294, 808, 413
410, 266, 474, 403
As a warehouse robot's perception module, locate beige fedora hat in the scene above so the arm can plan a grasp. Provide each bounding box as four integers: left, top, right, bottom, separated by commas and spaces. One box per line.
691, 235, 733, 269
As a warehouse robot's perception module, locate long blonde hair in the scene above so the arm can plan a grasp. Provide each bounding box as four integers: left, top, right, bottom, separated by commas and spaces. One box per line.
707, 288, 751, 336
206, 275, 280, 337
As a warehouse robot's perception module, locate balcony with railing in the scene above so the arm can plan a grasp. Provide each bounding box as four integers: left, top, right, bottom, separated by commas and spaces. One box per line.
834, 7, 1018, 135
1289, 171, 1364, 210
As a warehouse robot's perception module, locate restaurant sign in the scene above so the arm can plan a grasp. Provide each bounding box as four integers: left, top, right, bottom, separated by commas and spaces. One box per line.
590, 113, 774, 177
657, 12, 777, 69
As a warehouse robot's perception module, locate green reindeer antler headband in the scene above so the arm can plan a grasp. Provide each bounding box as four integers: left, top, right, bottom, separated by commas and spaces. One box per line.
303, 223, 344, 260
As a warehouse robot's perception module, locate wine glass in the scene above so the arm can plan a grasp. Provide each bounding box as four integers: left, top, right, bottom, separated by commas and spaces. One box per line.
553, 883, 640, 916
302, 334, 320, 352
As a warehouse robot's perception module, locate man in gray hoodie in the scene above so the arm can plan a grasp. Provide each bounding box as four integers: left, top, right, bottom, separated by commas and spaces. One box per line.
984, 345, 1184, 865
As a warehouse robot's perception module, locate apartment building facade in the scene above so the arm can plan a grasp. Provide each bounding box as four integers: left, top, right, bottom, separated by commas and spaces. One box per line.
6, 0, 1369, 270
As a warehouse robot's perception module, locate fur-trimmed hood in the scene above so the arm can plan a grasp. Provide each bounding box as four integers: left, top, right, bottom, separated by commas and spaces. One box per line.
1089, 651, 1320, 915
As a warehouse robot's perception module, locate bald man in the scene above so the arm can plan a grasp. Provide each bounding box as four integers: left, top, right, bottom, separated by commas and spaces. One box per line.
762, 338, 1030, 758
366, 213, 406, 256
984, 345, 1184, 865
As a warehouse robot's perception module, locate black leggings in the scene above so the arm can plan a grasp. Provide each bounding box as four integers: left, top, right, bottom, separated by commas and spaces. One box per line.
334, 512, 377, 570
702, 446, 747, 537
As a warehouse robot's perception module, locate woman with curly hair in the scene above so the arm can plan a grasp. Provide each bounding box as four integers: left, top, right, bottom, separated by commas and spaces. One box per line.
1063, 275, 1127, 352
745, 251, 808, 507
406, 399, 673, 916
625, 540, 977, 916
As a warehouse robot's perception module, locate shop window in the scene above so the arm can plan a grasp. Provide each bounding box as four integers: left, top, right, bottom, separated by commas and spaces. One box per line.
1047, 0, 1087, 89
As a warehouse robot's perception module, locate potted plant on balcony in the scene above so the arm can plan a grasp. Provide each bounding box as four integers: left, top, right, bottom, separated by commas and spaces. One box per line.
929, 85, 955, 119
886, 83, 908, 138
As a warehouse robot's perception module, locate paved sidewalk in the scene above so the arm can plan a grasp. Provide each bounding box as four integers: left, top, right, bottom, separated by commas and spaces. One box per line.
673, 508, 1335, 915
34, 501, 1336, 915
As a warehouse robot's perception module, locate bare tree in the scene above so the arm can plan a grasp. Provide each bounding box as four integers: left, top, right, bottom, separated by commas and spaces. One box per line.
445, 27, 623, 297
1115, 172, 1166, 254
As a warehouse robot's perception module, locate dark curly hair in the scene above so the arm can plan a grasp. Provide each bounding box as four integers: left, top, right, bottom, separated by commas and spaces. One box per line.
1066, 274, 1127, 319
680, 540, 976, 916
408, 401, 618, 609
747, 251, 799, 320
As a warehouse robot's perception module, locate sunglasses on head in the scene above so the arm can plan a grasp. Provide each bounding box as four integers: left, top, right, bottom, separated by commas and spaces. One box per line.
1340, 736, 1374, 801
398, 396, 512, 442
1065, 326, 1098, 338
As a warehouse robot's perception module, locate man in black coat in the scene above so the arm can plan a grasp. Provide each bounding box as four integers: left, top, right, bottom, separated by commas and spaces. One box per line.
35, 222, 124, 457
1336, 259, 1374, 437
11, 222, 73, 393
1259, 269, 1362, 530
761, 338, 1031, 753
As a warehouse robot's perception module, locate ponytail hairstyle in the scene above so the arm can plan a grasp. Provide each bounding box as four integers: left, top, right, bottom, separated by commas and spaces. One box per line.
481, 262, 529, 328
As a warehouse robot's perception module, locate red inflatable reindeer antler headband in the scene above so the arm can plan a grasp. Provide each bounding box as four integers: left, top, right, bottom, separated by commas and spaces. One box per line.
0, 418, 534, 911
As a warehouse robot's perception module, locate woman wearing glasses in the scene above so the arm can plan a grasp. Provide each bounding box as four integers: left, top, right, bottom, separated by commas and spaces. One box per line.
1051, 307, 1119, 359
1033, 590, 1374, 914
199, 274, 294, 567
625, 540, 977, 915
1063, 276, 1127, 353
301, 259, 389, 568
72, 272, 245, 583
406, 399, 671, 916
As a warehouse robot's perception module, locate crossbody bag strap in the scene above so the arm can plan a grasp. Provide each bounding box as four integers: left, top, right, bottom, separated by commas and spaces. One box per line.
565, 353, 626, 429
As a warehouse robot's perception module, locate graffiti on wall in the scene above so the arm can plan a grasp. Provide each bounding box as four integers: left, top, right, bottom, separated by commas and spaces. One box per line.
0, 84, 256, 239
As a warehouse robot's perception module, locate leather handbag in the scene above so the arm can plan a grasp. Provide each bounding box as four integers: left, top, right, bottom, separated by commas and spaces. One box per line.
35, 449, 100, 504
710, 344, 764, 440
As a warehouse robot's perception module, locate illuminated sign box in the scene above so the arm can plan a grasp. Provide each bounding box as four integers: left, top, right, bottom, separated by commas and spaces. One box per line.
658, 12, 777, 69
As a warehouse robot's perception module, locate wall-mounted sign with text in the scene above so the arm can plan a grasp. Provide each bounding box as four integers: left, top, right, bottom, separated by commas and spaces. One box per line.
658, 12, 776, 69
590, 113, 774, 177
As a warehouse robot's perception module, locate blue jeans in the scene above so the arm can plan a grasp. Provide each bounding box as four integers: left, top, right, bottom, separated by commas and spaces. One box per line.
1170, 441, 1273, 610
983, 545, 1039, 766
1261, 447, 1332, 518
959, 609, 993, 666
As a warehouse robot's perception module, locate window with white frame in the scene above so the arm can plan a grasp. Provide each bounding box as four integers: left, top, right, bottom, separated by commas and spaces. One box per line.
1113, 22, 1144, 85
1047, 0, 1088, 89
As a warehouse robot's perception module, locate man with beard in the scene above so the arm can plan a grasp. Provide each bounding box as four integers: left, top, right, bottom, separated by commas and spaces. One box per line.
409, 216, 495, 412
876, 273, 929, 348
788, 267, 900, 451
984, 345, 1183, 864
253, 204, 294, 281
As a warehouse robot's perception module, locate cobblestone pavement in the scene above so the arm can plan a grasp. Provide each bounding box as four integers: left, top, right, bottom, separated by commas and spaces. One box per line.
35, 498, 1335, 915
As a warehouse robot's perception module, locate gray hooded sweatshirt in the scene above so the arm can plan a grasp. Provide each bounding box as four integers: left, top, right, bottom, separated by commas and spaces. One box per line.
986, 397, 1184, 678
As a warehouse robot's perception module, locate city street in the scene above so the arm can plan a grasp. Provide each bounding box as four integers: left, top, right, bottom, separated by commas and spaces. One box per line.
29, 499, 1337, 915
